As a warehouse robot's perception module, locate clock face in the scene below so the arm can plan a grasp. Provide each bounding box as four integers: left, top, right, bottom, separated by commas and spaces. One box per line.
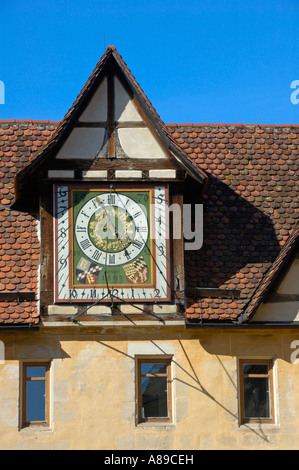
54, 184, 170, 303
74, 192, 148, 267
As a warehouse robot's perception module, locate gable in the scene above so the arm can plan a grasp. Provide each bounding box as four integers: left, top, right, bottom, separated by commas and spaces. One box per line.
55, 74, 168, 161
251, 241, 299, 323
14, 47, 206, 202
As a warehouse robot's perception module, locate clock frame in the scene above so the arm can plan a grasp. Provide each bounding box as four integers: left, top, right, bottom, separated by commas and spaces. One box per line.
54, 183, 171, 303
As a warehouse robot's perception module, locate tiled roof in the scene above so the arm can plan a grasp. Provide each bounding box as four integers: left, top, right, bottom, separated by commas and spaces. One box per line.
0, 120, 298, 324
0, 121, 58, 324
166, 123, 299, 323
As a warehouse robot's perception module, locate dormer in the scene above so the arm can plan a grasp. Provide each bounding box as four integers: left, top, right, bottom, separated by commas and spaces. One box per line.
13, 46, 207, 323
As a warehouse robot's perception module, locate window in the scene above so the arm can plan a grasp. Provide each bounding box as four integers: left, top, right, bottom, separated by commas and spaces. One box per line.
239, 359, 274, 424
21, 362, 50, 427
137, 357, 172, 423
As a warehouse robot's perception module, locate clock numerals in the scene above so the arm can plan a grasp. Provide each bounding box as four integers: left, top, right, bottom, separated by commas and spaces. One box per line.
76, 226, 87, 233
109, 254, 115, 265
80, 239, 92, 250
91, 250, 101, 262
69, 288, 78, 299
132, 239, 143, 249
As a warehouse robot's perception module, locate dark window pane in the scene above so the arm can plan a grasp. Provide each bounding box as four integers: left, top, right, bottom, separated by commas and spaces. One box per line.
141, 363, 167, 375
26, 366, 46, 378
26, 380, 46, 422
141, 376, 168, 418
244, 377, 270, 418
243, 364, 268, 375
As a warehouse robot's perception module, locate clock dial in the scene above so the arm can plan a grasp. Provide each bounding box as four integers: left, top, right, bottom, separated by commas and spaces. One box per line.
54, 184, 170, 303
74, 193, 148, 267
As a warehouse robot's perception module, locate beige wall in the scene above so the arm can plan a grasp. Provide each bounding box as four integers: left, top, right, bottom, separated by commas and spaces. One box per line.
0, 325, 299, 450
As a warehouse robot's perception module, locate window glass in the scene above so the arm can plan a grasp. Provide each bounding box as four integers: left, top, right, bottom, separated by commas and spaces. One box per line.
141, 376, 168, 418
141, 363, 167, 375
243, 364, 268, 375
244, 377, 270, 418
239, 359, 273, 423
22, 363, 49, 426
26, 380, 46, 422
26, 366, 46, 378
138, 358, 172, 422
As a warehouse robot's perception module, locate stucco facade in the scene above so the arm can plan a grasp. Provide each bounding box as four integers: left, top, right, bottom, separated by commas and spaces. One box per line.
0, 324, 299, 450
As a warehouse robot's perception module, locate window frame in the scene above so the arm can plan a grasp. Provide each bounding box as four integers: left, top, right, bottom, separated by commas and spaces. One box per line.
21, 361, 51, 428
136, 356, 173, 424
238, 358, 275, 424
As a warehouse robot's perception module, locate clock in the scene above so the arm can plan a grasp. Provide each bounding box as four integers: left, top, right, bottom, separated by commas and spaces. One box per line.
54, 184, 171, 303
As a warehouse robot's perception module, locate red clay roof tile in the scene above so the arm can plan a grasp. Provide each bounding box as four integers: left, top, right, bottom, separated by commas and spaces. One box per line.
0, 117, 298, 325
166, 124, 298, 323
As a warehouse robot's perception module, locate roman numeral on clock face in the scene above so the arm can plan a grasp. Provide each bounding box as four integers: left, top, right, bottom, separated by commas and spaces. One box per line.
92, 250, 101, 261
80, 239, 92, 250
76, 226, 86, 233
132, 239, 143, 249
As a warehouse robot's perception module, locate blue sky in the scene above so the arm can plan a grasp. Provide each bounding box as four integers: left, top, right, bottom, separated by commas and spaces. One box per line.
0, 0, 298, 124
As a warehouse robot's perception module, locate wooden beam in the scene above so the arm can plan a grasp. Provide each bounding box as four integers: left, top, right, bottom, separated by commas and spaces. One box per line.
265, 293, 299, 303
40, 184, 54, 306
115, 121, 147, 128
0, 292, 35, 302
76, 122, 147, 128
46, 158, 181, 171
187, 287, 241, 299
171, 193, 185, 299
107, 74, 115, 158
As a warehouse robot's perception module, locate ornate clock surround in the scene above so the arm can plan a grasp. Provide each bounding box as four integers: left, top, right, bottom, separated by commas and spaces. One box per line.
53, 182, 171, 304
33, 47, 202, 318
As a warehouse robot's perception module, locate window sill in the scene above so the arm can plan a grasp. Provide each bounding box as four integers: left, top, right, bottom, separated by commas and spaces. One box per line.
239, 421, 278, 430
137, 421, 175, 428
19, 424, 53, 433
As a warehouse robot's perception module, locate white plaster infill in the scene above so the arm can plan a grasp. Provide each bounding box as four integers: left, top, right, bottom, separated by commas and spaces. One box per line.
118, 128, 167, 160
48, 305, 78, 315
47, 305, 112, 316
149, 169, 176, 179
119, 304, 146, 315
153, 304, 178, 314
119, 304, 178, 315
85, 305, 112, 316
55, 128, 105, 160
115, 170, 142, 179
47, 304, 179, 316
82, 170, 108, 179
